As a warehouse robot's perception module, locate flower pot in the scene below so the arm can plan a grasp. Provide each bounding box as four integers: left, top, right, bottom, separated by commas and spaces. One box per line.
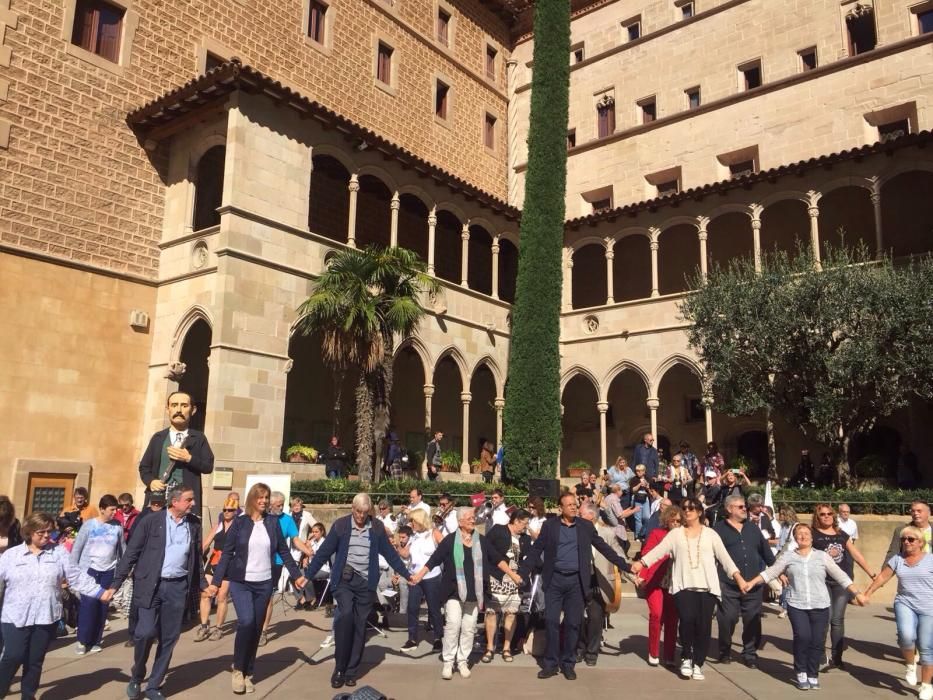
288, 453, 311, 463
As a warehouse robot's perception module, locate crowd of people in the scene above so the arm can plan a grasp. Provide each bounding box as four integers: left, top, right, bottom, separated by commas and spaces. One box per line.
0, 394, 930, 699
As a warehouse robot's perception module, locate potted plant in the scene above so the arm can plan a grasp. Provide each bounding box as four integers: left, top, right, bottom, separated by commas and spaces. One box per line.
440, 450, 462, 472
567, 460, 591, 478
286, 444, 319, 463
471, 458, 482, 474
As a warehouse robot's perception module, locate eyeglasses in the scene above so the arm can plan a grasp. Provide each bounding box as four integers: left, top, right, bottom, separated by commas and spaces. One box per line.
818, 512, 834, 517
223, 508, 237, 513
682, 504, 698, 512
901, 537, 919, 543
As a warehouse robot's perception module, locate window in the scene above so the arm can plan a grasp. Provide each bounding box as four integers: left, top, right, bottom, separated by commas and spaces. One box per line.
657, 179, 680, 196
846, 3, 877, 55
582, 186, 614, 214
437, 8, 450, 45
729, 160, 756, 178
484, 113, 497, 149
914, 3, 933, 34
623, 18, 641, 41
639, 97, 656, 124
193, 145, 226, 231
878, 119, 909, 142
376, 42, 393, 85
71, 0, 124, 63
435, 80, 449, 119
571, 43, 585, 63
718, 145, 759, 179
486, 45, 497, 80
567, 129, 577, 149
681, 2, 694, 19
739, 60, 762, 90
205, 51, 224, 71
645, 166, 682, 198
686, 87, 701, 109
592, 197, 612, 212
596, 95, 615, 138
798, 47, 817, 72
308, 0, 327, 44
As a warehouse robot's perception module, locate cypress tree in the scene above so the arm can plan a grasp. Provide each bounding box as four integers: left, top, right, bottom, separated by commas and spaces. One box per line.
502, 0, 570, 484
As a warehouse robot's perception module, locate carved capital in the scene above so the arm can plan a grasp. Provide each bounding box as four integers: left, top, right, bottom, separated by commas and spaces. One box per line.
283, 358, 294, 374
166, 361, 187, 381
648, 226, 661, 244
348, 174, 360, 193
428, 214, 438, 227
491, 243, 500, 254
806, 189, 822, 209
596, 401, 609, 413
696, 215, 710, 233
423, 383, 435, 398
390, 193, 400, 210
748, 203, 763, 223
646, 398, 660, 411
460, 391, 472, 405
494, 398, 506, 410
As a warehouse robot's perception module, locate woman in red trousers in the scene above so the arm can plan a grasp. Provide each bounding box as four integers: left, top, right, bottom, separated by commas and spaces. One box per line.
638, 505, 682, 666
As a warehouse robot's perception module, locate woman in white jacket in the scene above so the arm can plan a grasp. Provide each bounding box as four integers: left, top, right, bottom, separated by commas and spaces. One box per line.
632, 496, 747, 681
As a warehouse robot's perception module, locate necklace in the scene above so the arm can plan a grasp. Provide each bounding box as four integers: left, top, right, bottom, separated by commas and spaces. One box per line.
686, 527, 703, 570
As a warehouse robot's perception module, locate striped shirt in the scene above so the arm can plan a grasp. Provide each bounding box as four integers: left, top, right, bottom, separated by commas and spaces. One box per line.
347, 520, 372, 577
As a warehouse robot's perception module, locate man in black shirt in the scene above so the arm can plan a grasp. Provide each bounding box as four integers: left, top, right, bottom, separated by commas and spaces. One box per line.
712, 494, 775, 667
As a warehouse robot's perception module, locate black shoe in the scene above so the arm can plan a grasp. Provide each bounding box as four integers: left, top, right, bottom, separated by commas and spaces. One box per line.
144, 691, 166, 700
124, 639, 135, 648
432, 639, 443, 652
538, 667, 559, 679
562, 667, 577, 680
716, 652, 731, 664
330, 673, 345, 689
744, 658, 758, 669
832, 657, 845, 671
345, 678, 357, 687
575, 651, 584, 663
401, 639, 418, 652
126, 681, 141, 700
585, 658, 597, 667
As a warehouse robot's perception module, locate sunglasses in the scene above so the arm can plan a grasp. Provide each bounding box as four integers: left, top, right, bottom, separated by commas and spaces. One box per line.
682, 504, 698, 512
901, 537, 919, 543
223, 508, 237, 513
818, 512, 834, 517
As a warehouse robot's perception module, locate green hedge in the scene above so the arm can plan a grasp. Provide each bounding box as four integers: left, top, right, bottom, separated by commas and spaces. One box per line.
769, 487, 933, 515
292, 478, 531, 507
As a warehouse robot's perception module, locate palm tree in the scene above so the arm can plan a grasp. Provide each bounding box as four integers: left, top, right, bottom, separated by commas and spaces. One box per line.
295, 246, 438, 482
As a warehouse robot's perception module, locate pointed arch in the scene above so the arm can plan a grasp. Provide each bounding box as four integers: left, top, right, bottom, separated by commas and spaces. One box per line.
600, 360, 651, 401
561, 364, 601, 397
653, 353, 704, 388
471, 355, 504, 396
393, 336, 432, 376
171, 305, 214, 358
433, 346, 469, 387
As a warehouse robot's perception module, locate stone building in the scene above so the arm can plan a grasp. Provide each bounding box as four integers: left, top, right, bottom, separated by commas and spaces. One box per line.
1, 0, 931, 514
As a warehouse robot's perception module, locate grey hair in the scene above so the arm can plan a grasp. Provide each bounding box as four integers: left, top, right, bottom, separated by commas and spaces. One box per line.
724, 494, 746, 510
610, 483, 623, 493
166, 485, 191, 505
579, 501, 599, 518
456, 506, 474, 522
351, 492, 372, 511
270, 491, 286, 503
746, 493, 764, 507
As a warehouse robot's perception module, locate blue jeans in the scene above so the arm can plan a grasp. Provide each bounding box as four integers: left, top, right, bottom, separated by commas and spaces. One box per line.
634, 500, 650, 538
0, 622, 57, 700
895, 601, 933, 666
228, 579, 273, 676
77, 568, 114, 648
787, 606, 830, 677
407, 575, 443, 643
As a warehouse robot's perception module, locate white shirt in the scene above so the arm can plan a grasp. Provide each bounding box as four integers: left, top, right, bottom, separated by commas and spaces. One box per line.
245, 520, 272, 582
168, 428, 188, 447
491, 503, 510, 526
379, 514, 398, 535
409, 501, 431, 517
440, 510, 459, 536
838, 517, 858, 541
408, 530, 440, 580
528, 516, 546, 538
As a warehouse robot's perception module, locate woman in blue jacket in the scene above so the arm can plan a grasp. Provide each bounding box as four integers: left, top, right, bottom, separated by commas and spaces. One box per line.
209, 483, 306, 694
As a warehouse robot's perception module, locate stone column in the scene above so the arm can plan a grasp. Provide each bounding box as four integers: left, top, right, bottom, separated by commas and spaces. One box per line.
703, 395, 714, 444
597, 401, 609, 471
697, 215, 709, 282
460, 224, 470, 288
749, 204, 763, 272
346, 173, 360, 248
427, 207, 437, 275
870, 178, 883, 259
649, 227, 660, 298
423, 383, 435, 478
491, 236, 501, 300
494, 397, 505, 448
389, 191, 400, 248
460, 391, 472, 474
562, 246, 574, 311
807, 190, 822, 270
647, 397, 659, 442
604, 238, 615, 304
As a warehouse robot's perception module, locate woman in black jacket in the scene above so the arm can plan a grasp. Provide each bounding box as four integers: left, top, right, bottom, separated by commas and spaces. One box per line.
209, 483, 306, 694
482, 509, 531, 663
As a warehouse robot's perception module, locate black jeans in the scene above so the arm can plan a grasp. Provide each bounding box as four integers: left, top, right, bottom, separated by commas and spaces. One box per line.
228, 579, 273, 677
543, 571, 584, 671
717, 581, 763, 660
332, 571, 376, 679
0, 622, 57, 700
787, 606, 830, 677
674, 589, 717, 666
407, 575, 443, 643
133, 578, 187, 692
577, 593, 605, 663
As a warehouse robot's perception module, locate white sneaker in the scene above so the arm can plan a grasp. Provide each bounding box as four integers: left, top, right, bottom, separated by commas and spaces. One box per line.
320, 635, 334, 648
458, 663, 471, 679
907, 664, 919, 686
75, 643, 86, 656
88, 645, 102, 654
680, 659, 693, 677
919, 683, 933, 700
692, 664, 705, 680
441, 663, 453, 680
647, 655, 659, 666
778, 610, 788, 619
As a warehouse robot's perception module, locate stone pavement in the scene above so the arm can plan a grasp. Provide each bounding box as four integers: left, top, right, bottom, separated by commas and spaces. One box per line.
19, 598, 916, 699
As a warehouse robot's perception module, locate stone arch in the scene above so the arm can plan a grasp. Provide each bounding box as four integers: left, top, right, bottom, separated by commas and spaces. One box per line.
498, 230, 520, 247
393, 336, 432, 375
467, 223, 494, 294
433, 346, 469, 388
561, 365, 601, 396
434, 209, 463, 284
356, 164, 400, 193
659, 216, 700, 233
309, 153, 350, 242
600, 360, 650, 401
390, 344, 428, 464
652, 354, 703, 388
659, 223, 699, 294
177, 318, 212, 432
758, 190, 809, 208
397, 184, 434, 211
707, 210, 753, 270
471, 355, 504, 396
434, 201, 468, 225
612, 234, 651, 302
876, 160, 933, 188
760, 197, 809, 258
881, 170, 933, 257
397, 192, 429, 261
604, 364, 651, 465
569, 235, 607, 253
311, 144, 358, 175
356, 174, 392, 249
572, 243, 607, 309
819, 185, 876, 257
171, 305, 215, 357
498, 237, 519, 303
188, 133, 227, 171
655, 361, 707, 463
821, 175, 875, 195
192, 145, 225, 231
561, 371, 601, 474
469, 364, 498, 464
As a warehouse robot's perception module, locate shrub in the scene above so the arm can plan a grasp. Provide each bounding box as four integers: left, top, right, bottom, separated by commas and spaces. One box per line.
771, 486, 933, 515
292, 478, 533, 507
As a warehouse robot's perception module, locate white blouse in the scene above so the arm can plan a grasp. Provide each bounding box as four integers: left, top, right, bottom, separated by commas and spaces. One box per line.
409, 530, 440, 580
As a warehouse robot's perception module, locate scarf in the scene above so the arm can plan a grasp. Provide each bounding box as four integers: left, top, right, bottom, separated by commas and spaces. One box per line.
453, 528, 484, 610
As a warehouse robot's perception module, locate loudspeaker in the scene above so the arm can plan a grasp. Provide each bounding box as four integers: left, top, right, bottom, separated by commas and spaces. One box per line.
528, 478, 560, 500
333, 687, 388, 700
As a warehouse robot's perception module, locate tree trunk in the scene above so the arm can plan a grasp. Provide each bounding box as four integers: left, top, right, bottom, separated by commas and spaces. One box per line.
355, 374, 374, 483
766, 408, 779, 482
371, 347, 393, 485
332, 368, 345, 437
836, 431, 852, 488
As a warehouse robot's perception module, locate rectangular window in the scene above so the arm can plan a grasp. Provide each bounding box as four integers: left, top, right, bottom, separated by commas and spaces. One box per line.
572, 44, 585, 63
846, 5, 877, 55
639, 97, 656, 124
435, 80, 449, 119
484, 113, 497, 149
917, 8, 933, 34
308, 0, 327, 44
878, 119, 909, 142
205, 51, 225, 71
486, 45, 497, 80
657, 179, 680, 196
592, 197, 612, 212
729, 159, 757, 178
597, 98, 615, 138
739, 60, 762, 90
567, 129, 577, 150
686, 87, 701, 110
437, 8, 450, 45
376, 42, 393, 85
624, 19, 641, 41
798, 47, 817, 72
71, 0, 124, 63
681, 2, 694, 19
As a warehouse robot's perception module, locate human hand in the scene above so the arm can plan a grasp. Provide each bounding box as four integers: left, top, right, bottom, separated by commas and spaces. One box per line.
509, 571, 523, 585
167, 446, 192, 463
630, 561, 643, 575
854, 592, 868, 607
779, 574, 789, 587
295, 576, 307, 590
100, 588, 114, 603
149, 479, 167, 492
410, 571, 424, 585
391, 575, 400, 586
205, 584, 219, 597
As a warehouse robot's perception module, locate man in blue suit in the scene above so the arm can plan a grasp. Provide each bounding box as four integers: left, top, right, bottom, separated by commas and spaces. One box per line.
632, 432, 659, 479
305, 492, 412, 689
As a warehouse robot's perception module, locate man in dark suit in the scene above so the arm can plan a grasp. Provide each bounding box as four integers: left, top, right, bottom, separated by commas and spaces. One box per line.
110, 486, 207, 700
518, 492, 632, 681
632, 432, 659, 479
139, 391, 214, 510
305, 492, 412, 689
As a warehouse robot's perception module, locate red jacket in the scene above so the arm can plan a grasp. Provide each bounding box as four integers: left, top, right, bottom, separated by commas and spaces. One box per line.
638, 527, 671, 591
114, 508, 140, 542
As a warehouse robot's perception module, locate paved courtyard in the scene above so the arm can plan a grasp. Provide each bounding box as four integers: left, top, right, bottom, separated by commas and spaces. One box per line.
16, 597, 917, 699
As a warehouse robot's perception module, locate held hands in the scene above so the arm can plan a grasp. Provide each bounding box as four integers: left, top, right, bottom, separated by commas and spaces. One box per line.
99, 588, 115, 603
853, 592, 869, 607
629, 561, 644, 575
166, 446, 192, 463
294, 576, 307, 590
410, 570, 425, 585
205, 584, 219, 597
